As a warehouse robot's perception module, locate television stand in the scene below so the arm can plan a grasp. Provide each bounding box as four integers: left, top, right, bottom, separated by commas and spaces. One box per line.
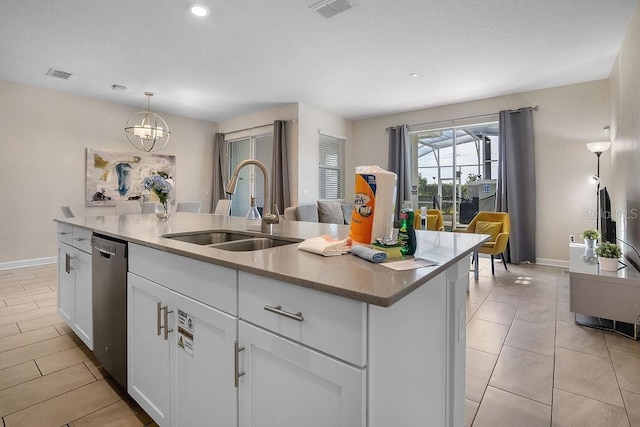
568, 244, 640, 340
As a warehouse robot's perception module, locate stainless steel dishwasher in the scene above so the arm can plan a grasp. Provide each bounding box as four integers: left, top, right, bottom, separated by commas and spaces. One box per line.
92, 234, 128, 389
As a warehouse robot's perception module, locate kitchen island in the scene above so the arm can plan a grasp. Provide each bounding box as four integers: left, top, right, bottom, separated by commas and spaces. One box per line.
56, 213, 487, 427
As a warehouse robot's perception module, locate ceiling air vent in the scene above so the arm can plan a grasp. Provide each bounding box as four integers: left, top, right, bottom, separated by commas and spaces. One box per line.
46, 68, 72, 80
310, 0, 357, 19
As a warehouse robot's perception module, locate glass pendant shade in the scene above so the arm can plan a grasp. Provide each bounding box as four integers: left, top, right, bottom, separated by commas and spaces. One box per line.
125, 92, 171, 152
586, 141, 611, 154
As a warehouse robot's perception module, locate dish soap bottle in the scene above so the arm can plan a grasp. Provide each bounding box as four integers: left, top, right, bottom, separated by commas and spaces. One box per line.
246, 197, 262, 231
397, 208, 416, 255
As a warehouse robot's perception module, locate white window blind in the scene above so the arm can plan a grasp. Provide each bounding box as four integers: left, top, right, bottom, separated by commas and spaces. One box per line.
319, 132, 345, 199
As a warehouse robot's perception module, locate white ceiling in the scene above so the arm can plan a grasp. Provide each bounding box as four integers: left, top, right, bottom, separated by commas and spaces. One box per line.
0, 0, 636, 122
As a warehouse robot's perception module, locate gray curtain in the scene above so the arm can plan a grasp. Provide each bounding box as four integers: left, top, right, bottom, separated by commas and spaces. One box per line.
388, 125, 411, 222
496, 108, 536, 263
212, 132, 228, 212
270, 120, 290, 215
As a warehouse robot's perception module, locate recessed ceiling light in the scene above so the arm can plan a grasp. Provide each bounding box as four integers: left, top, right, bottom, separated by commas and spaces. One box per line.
409, 73, 419, 78
190, 4, 210, 17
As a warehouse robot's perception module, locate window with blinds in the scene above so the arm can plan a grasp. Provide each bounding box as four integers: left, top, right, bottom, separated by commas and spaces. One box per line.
319, 132, 345, 200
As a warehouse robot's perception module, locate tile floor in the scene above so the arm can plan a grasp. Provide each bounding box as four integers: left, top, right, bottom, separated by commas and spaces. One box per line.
0, 264, 155, 427
466, 257, 640, 427
2, 260, 640, 426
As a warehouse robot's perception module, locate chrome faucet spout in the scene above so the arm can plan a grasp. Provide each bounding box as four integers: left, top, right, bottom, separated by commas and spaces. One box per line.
225, 159, 279, 233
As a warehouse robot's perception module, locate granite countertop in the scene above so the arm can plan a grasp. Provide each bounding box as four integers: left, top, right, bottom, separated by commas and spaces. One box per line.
55, 213, 487, 307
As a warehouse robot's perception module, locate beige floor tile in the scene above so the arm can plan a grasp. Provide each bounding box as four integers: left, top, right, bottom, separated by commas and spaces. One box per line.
0, 334, 78, 370
486, 284, 526, 306
605, 332, 640, 355
0, 305, 57, 328
69, 397, 153, 426
36, 345, 93, 375
465, 347, 497, 403
466, 318, 510, 355
556, 319, 608, 357
473, 300, 518, 325
489, 345, 554, 405
84, 359, 107, 380
504, 319, 555, 357
552, 388, 630, 427
3, 378, 123, 427
622, 390, 640, 427
610, 348, 640, 395
0, 300, 5, 307
0, 364, 95, 417
3, 289, 56, 307
467, 302, 480, 323
0, 285, 27, 296
556, 299, 575, 323
35, 297, 57, 309
554, 347, 624, 407
467, 286, 492, 305
464, 399, 478, 427
515, 300, 557, 326
54, 322, 73, 336
472, 386, 551, 427
0, 361, 41, 391
0, 324, 20, 339
521, 284, 558, 305
0, 326, 60, 353
0, 303, 39, 318
18, 313, 64, 332
22, 279, 57, 291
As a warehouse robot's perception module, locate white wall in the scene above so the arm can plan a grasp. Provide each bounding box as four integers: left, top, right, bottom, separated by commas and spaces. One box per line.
297, 103, 353, 205
0, 80, 217, 265
350, 81, 611, 264
610, 4, 640, 256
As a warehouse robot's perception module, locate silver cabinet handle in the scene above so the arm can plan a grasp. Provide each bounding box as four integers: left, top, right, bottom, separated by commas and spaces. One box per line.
58, 231, 69, 236
163, 306, 174, 341
74, 237, 86, 241
234, 341, 245, 388
157, 302, 162, 336
264, 305, 304, 322
64, 253, 74, 273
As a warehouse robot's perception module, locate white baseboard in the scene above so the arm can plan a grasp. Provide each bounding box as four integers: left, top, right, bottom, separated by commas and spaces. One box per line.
0, 257, 56, 271
536, 258, 569, 268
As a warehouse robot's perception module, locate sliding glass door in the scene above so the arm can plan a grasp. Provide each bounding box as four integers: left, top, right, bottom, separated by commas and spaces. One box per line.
228, 133, 273, 216
411, 122, 499, 229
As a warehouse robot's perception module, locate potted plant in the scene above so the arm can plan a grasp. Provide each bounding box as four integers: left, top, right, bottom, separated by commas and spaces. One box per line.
581, 229, 600, 248
595, 241, 622, 271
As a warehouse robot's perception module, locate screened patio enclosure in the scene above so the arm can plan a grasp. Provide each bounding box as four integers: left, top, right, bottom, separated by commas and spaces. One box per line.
410, 122, 499, 229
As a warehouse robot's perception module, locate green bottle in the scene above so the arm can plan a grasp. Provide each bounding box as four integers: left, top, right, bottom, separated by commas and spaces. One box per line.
398, 208, 417, 255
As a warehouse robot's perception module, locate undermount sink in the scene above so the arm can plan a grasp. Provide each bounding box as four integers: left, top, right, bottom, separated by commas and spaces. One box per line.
162, 231, 299, 251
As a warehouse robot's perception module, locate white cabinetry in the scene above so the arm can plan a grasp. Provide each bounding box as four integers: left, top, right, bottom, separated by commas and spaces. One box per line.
237, 272, 366, 427
56, 224, 93, 349
127, 244, 237, 427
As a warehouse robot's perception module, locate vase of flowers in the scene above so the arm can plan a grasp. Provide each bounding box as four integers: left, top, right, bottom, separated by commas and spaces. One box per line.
581, 229, 600, 249
595, 241, 622, 272
143, 173, 173, 220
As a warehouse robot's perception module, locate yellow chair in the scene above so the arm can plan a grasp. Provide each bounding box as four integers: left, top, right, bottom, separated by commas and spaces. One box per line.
413, 209, 445, 231
457, 211, 510, 275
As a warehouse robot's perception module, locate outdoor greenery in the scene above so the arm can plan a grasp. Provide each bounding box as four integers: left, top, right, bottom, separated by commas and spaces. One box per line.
581, 229, 600, 240
595, 242, 622, 258
417, 173, 470, 214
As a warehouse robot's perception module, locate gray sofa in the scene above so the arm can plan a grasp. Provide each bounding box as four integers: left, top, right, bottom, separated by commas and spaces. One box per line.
283, 201, 353, 225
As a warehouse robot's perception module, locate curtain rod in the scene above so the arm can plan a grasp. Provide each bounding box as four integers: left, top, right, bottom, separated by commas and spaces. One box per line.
387, 105, 539, 131
222, 118, 297, 136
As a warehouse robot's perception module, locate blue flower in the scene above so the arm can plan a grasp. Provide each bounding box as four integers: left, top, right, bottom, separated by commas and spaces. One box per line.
143, 174, 173, 202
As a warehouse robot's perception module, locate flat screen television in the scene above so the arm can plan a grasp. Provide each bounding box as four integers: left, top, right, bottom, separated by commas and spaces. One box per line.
600, 187, 616, 244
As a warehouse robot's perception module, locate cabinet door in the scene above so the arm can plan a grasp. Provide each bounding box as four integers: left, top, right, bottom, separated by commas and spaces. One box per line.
127, 273, 172, 427
170, 292, 237, 427
57, 242, 74, 325
238, 321, 365, 427
73, 249, 93, 350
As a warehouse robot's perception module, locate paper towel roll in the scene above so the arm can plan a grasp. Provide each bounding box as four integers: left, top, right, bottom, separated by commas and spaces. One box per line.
350, 166, 397, 244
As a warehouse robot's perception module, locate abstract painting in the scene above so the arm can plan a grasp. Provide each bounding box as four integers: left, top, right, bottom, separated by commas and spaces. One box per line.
86, 148, 176, 206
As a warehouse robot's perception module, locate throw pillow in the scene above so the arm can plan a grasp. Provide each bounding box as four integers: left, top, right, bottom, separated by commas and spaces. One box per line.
341, 203, 353, 225
318, 201, 345, 224
426, 215, 439, 231
296, 205, 319, 222
475, 221, 502, 242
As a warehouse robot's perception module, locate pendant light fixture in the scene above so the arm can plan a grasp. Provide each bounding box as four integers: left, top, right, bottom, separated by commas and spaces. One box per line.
124, 92, 171, 152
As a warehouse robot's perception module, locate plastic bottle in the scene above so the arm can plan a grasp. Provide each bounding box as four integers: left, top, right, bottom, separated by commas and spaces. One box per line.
397, 208, 417, 255
246, 197, 262, 231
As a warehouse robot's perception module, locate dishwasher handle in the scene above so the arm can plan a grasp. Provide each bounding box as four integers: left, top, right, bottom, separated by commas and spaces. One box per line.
98, 248, 116, 259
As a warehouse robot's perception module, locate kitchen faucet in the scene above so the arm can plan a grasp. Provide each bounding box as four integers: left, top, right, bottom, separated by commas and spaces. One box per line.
225, 159, 280, 234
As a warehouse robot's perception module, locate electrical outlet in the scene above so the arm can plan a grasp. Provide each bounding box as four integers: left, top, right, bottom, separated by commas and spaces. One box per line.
569, 235, 575, 243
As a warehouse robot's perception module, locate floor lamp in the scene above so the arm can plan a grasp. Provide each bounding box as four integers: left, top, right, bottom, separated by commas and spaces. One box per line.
586, 141, 612, 232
